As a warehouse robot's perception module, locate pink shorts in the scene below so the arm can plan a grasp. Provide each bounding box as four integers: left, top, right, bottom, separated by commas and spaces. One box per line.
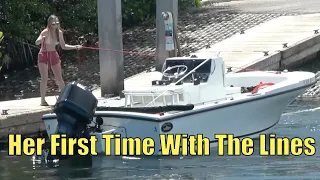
38, 51, 61, 66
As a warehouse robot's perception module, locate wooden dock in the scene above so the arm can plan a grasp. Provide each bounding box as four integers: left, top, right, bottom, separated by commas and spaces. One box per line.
1, 13, 320, 139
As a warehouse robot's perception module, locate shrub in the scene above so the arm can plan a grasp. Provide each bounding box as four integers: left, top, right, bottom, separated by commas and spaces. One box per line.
0, 0, 202, 79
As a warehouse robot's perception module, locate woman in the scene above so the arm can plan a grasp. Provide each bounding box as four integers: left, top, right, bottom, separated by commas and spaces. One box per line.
35, 15, 82, 106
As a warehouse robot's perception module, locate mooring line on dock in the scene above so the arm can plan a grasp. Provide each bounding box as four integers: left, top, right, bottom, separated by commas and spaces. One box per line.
78, 45, 283, 73
22, 40, 284, 73
23, 40, 283, 56
1, 42, 318, 117
81, 46, 170, 58
15, 40, 293, 108
81, 45, 281, 57
79, 45, 283, 74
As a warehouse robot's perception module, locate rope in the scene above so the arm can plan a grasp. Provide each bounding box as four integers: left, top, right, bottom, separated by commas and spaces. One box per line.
25, 38, 278, 74
2, 42, 316, 117
80, 45, 282, 73
51, 44, 284, 102
26, 40, 284, 104
81, 46, 169, 59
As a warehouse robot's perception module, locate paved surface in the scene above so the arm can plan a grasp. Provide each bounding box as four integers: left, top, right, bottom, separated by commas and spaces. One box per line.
203, 0, 320, 14
196, 13, 320, 69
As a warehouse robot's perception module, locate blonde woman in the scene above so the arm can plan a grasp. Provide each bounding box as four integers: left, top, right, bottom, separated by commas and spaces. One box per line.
35, 15, 82, 106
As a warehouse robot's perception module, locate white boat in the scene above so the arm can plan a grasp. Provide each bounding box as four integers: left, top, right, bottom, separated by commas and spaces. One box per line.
42, 53, 316, 158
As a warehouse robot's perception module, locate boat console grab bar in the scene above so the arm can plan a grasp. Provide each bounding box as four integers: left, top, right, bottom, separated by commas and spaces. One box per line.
144, 58, 213, 107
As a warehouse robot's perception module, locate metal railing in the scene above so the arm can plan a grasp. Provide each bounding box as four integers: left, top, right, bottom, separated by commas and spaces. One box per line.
144, 57, 213, 107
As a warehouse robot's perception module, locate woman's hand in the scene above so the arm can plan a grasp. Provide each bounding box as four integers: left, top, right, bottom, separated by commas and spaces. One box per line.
75, 45, 83, 50
35, 33, 46, 45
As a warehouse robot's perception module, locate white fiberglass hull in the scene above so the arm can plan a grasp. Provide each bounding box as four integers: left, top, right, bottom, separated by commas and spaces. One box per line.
42, 83, 311, 156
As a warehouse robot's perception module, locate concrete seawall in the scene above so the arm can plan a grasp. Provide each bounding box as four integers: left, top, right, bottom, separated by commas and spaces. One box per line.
244, 33, 320, 72
1, 13, 320, 140
0, 109, 50, 142
0, 90, 100, 142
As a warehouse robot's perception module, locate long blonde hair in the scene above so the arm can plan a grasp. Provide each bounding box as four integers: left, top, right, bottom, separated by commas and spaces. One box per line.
47, 15, 61, 43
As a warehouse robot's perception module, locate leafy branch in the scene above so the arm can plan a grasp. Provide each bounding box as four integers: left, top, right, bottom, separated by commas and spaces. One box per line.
0, 0, 202, 76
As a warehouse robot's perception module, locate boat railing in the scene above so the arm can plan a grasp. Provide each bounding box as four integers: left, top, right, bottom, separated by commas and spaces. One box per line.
124, 89, 183, 107
143, 57, 213, 107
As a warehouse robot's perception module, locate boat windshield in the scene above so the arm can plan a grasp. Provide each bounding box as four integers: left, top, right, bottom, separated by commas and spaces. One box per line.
162, 59, 212, 84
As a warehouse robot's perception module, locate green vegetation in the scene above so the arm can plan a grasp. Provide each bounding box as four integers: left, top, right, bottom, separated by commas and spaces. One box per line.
0, 32, 3, 59
0, 0, 202, 80
0, 31, 10, 76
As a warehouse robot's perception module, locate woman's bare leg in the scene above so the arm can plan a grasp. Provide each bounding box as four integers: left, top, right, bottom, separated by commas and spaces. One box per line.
51, 62, 65, 91
38, 62, 49, 104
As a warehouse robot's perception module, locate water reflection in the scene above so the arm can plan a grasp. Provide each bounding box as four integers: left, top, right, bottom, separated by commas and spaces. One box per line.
2, 140, 320, 180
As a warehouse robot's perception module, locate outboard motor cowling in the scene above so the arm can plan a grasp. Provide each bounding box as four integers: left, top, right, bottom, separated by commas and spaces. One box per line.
46, 82, 98, 160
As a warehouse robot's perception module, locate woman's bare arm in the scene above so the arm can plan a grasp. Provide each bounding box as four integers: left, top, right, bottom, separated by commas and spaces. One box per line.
58, 30, 81, 50
35, 29, 47, 45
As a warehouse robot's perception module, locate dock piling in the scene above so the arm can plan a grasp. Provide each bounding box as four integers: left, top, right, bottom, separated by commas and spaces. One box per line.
155, 0, 178, 71
97, 0, 124, 98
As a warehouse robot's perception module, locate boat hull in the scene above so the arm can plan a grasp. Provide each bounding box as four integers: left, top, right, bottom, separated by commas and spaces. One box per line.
42, 84, 310, 156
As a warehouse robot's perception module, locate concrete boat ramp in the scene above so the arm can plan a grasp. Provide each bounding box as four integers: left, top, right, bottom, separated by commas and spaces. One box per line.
197, 14, 320, 71
1, 13, 320, 140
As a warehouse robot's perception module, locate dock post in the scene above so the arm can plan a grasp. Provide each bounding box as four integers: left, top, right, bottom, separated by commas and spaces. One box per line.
97, 0, 124, 98
155, 0, 178, 71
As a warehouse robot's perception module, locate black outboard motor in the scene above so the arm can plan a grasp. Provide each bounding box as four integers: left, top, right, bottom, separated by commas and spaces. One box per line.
46, 82, 98, 161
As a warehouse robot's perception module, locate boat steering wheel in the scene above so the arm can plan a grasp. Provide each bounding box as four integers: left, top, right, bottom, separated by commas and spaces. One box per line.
163, 65, 188, 79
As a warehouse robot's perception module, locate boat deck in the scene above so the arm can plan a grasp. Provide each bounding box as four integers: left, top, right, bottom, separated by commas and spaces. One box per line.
1, 13, 320, 139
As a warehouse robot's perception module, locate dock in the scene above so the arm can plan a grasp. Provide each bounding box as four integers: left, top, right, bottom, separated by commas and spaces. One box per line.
0, 71, 163, 140
1, 13, 320, 140
197, 13, 320, 71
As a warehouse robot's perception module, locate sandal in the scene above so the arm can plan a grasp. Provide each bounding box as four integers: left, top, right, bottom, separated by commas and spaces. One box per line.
40, 101, 49, 106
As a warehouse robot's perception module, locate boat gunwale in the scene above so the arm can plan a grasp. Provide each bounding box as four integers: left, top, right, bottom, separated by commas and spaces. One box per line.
42, 82, 315, 122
